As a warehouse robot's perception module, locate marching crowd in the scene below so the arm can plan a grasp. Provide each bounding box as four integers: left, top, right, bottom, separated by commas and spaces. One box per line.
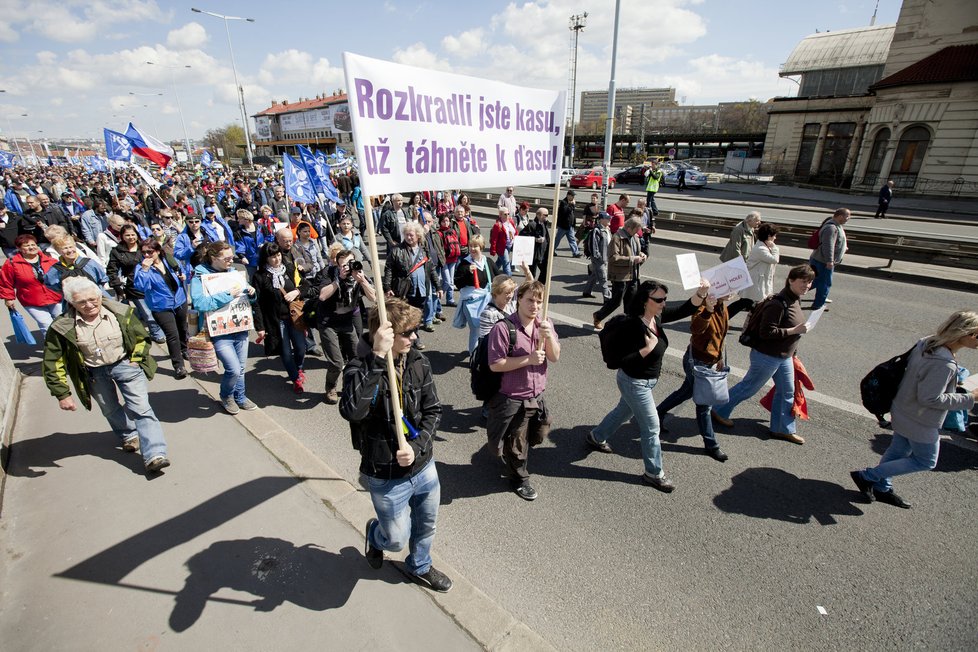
2, 159, 974, 594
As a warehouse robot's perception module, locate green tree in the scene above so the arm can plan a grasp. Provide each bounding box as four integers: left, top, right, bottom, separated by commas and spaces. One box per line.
202, 124, 245, 163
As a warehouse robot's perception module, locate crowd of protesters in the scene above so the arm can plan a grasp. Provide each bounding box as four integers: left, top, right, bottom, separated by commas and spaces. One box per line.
3, 157, 974, 594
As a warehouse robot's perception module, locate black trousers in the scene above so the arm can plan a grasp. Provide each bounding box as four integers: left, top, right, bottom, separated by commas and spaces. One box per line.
594, 279, 638, 322
152, 304, 188, 371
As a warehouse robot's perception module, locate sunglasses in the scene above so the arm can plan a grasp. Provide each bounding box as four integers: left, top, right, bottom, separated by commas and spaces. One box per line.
395, 329, 417, 338
187, 219, 201, 223
648, 296, 667, 304
141, 250, 157, 256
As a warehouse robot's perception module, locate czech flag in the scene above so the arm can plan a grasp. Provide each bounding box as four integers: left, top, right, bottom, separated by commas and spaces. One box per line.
125, 122, 174, 168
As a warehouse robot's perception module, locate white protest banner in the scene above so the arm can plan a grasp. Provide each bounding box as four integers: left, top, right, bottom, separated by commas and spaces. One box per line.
511, 235, 536, 268
343, 52, 566, 196
130, 162, 162, 189
676, 253, 701, 290
201, 271, 254, 337
805, 306, 826, 331
701, 256, 753, 297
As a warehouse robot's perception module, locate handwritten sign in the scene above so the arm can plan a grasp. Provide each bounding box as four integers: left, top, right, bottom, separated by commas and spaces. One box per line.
701, 257, 753, 297
201, 271, 253, 337
511, 235, 536, 268
676, 253, 701, 290
343, 52, 566, 195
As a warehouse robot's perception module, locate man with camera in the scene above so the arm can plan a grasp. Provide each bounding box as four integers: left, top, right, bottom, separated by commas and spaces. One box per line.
318, 249, 376, 404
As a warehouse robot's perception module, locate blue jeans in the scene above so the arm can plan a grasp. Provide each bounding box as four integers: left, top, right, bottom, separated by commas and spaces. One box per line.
441, 261, 457, 304
656, 348, 718, 449
860, 433, 939, 493
133, 297, 166, 341
24, 302, 63, 339
365, 460, 441, 576
423, 287, 442, 326
89, 359, 167, 463
592, 370, 664, 477
809, 258, 833, 310
496, 251, 512, 276
714, 349, 796, 435
554, 226, 580, 256
464, 302, 481, 355
212, 330, 249, 402
645, 191, 659, 215
277, 320, 307, 382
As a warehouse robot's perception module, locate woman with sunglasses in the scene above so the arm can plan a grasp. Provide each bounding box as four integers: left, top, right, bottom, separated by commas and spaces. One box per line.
134, 239, 189, 379
173, 214, 212, 273
0, 234, 63, 338
585, 278, 710, 492
149, 221, 175, 257
107, 224, 166, 343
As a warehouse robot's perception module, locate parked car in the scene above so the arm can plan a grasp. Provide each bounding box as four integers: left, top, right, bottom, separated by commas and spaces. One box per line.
614, 166, 647, 184
569, 169, 616, 190
662, 167, 708, 188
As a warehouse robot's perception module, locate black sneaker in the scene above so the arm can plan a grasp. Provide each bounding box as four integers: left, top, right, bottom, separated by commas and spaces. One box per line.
849, 470, 875, 502
514, 482, 538, 501
874, 489, 911, 509
412, 567, 453, 593
642, 473, 675, 493
364, 518, 383, 569
706, 446, 728, 462
585, 432, 613, 454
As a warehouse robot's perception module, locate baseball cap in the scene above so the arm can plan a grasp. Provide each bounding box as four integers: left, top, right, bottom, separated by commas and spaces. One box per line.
205, 206, 216, 214
598, 211, 611, 221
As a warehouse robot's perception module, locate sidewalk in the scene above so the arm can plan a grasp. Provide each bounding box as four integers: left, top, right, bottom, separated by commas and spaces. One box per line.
0, 342, 549, 650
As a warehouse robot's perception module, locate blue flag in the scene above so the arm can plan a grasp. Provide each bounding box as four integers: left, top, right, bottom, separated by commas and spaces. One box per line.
93, 157, 108, 172
0, 151, 14, 168
283, 153, 317, 204
103, 128, 133, 161
300, 146, 340, 202
200, 150, 213, 168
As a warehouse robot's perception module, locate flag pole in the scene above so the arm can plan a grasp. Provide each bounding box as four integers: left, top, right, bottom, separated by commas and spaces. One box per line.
361, 193, 410, 454
537, 172, 563, 350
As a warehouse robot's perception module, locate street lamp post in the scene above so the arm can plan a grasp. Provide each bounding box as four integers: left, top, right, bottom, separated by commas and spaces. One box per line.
567, 13, 587, 168
191, 8, 255, 167
600, 0, 622, 208
145, 63, 194, 165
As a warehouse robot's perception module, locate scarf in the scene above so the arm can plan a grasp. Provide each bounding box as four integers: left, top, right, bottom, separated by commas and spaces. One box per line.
266, 263, 288, 290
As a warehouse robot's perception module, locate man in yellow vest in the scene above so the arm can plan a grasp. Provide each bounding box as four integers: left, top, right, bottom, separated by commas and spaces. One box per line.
643, 161, 664, 218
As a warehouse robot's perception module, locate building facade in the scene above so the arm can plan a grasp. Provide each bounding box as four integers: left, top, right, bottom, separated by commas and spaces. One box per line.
251, 93, 353, 158
762, 0, 978, 196
579, 87, 676, 131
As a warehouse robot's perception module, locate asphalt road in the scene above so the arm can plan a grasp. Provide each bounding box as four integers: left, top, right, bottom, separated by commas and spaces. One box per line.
245, 235, 978, 650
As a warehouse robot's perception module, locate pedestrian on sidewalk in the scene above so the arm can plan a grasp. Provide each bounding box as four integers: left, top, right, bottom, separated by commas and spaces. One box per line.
875, 180, 895, 219
851, 311, 978, 510
643, 161, 664, 217
41, 276, 170, 474
555, 190, 582, 258
808, 208, 850, 311
583, 211, 612, 300
592, 217, 646, 331
339, 298, 452, 593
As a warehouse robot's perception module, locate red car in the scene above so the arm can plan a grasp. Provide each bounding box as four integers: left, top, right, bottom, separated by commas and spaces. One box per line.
569, 169, 616, 190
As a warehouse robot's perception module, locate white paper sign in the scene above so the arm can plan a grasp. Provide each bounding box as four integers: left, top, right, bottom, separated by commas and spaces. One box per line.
201, 271, 254, 337
701, 256, 753, 297
511, 235, 536, 268
676, 253, 701, 290
805, 306, 826, 330
343, 52, 566, 196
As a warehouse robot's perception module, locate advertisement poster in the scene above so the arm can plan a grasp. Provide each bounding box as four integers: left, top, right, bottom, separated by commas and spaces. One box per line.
201, 271, 253, 337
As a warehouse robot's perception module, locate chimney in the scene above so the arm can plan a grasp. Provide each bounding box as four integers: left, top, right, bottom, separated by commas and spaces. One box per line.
271, 100, 279, 106
282, 99, 288, 105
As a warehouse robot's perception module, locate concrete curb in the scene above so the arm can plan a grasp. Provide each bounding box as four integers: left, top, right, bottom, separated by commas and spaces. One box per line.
0, 369, 23, 519
190, 377, 555, 652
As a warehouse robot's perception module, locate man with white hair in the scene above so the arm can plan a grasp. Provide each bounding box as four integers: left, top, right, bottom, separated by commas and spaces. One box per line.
42, 276, 170, 474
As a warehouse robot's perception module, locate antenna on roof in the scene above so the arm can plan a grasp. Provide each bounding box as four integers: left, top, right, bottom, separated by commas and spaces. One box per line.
870, 0, 879, 25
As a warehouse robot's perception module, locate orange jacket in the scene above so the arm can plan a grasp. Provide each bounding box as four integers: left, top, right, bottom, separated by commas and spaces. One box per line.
760, 355, 815, 420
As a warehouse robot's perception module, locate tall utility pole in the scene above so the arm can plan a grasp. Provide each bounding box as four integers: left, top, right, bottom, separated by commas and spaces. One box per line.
600, 0, 622, 208
567, 12, 587, 168
192, 8, 256, 167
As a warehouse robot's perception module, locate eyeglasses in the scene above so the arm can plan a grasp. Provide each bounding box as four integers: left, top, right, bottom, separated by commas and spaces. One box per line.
187, 219, 201, 223
648, 296, 667, 304
141, 250, 156, 256
218, 255, 235, 262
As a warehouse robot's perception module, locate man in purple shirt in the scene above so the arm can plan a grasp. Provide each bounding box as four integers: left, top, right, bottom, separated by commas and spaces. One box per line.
486, 280, 561, 501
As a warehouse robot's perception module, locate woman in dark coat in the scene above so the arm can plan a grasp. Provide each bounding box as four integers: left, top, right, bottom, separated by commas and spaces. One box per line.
252, 242, 308, 394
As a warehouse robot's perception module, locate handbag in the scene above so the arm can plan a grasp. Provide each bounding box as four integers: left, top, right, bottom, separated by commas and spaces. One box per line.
281, 288, 306, 331
187, 332, 219, 374
692, 350, 730, 406
9, 308, 36, 345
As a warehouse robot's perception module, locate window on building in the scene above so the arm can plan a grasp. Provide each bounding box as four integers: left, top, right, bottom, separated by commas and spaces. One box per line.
794, 123, 820, 176
798, 65, 885, 97
818, 122, 856, 181
864, 128, 890, 183
890, 125, 930, 187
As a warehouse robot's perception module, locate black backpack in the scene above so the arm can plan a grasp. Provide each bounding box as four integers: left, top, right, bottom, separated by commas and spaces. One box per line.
582, 227, 595, 258
598, 314, 632, 369
470, 318, 517, 401
860, 345, 916, 416
738, 294, 789, 348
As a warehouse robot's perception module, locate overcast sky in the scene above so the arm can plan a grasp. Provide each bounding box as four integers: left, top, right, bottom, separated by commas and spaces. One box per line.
0, 0, 902, 143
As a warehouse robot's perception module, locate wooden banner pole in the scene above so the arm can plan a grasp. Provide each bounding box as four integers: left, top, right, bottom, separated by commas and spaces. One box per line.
361, 194, 409, 453
537, 176, 563, 351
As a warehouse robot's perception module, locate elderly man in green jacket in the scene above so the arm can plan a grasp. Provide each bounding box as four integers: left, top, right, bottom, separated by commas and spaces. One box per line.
719, 211, 762, 317
42, 276, 170, 474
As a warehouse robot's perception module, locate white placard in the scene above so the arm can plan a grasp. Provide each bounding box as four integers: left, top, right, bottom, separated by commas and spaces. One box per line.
701, 256, 753, 297
272, 221, 290, 232
343, 52, 566, 196
676, 253, 701, 290
201, 271, 253, 337
511, 235, 536, 268
805, 307, 826, 330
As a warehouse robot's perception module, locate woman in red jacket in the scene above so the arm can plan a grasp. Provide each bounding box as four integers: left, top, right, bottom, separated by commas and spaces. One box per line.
0, 234, 63, 338
488, 207, 516, 275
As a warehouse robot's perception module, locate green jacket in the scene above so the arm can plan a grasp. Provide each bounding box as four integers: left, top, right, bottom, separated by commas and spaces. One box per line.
644, 168, 663, 193
42, 299, 157, 410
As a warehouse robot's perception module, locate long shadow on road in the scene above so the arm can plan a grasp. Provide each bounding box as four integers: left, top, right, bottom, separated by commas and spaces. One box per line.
5, 431, 145, 478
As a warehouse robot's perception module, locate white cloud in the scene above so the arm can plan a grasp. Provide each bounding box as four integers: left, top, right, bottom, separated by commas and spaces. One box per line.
0, 20, 18, 42
258, 49, 344, 89
166, 22, 208, 51
392, 43, 452, 72
442, 28, 486, 59
5, 0, 167, 44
